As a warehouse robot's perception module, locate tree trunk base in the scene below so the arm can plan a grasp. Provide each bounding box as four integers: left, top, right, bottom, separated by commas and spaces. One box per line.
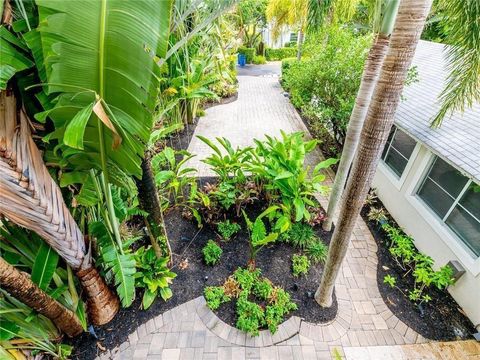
77, 267, 119, 325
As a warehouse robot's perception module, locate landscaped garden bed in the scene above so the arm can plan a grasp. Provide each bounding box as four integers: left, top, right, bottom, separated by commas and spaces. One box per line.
362, 192, 476, 341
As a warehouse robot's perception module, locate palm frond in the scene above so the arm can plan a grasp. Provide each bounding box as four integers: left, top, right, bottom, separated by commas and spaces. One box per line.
431, 0, 480, 127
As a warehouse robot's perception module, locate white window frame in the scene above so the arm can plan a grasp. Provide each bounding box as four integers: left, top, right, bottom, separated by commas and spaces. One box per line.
406, 152, 480, 275
379, 126, 420, 190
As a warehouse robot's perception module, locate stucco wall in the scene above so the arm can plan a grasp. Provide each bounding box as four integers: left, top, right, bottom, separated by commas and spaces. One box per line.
372, 145, 480, 328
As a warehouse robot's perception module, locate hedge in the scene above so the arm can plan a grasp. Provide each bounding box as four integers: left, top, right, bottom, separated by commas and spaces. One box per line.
265, 47, 297, 61
281, 57, 298, 74
238, 47, 255, 64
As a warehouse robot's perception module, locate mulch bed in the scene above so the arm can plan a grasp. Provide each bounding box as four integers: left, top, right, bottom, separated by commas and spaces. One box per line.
71, 188, 337, 359
361, 201, 476, 341
165, 196, 338, 330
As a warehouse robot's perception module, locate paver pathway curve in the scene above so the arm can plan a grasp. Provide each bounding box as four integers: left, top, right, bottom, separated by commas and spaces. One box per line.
100, 64, 480, 360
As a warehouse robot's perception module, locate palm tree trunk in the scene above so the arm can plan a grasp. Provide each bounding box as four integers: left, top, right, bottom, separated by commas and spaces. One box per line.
135, 149, 172, 262
315, 0, 433, 307
0, 90, 119, 325
322, 34, 390, 231
0, 257, 83, 337
296, 29, 304, 61
323, 0, 401, 231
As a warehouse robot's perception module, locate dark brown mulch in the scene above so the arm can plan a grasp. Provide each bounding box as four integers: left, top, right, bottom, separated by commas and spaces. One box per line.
361, 202, 476, 341
70, 190, 336, 360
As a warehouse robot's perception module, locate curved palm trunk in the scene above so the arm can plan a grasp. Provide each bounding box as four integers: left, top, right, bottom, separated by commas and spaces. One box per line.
315, 0, 433, 307
323, 0, 401, 231
0, 91, 119, 325
322, 34, 390, 231
0, 257, 83, 337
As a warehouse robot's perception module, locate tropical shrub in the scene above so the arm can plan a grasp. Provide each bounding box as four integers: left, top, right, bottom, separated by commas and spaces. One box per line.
281, 57, 298, 76
291, 254, 310, 277
250, 131, 337, 229
202, 240, 223, 266
134, 246, 176, 309
205, 267, 297, 336
382, 224, 454, 305
238, 46, 256, 63
265, 47, 297, 61
217, 220, 242, 240
253, 55, 267, 64
242, 208, 279, 267
282, 26, 370, 148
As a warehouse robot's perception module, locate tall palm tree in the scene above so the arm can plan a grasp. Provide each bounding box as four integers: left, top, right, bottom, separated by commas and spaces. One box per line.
0, 257, 83, 337
315, 0, 434, 307
431, 0, 480, 127
323, 0, 400, 231
0, 91, 119, 324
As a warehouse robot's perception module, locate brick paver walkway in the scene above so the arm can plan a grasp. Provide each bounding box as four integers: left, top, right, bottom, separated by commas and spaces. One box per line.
100, 64, 480, 359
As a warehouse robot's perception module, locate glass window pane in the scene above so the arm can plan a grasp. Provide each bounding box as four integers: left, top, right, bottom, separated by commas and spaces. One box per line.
390, 130, 416, 158
381, 126, 396, 159
428, 158, 468, 198
417, 177, 455, 218
384, 147, 408, 177
459, 183, 480, 220
446, 206, 480, 256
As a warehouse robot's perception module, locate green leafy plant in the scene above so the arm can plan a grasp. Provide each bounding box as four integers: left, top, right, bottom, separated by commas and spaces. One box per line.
217, 220, 241, 241
306, 240, 328, 264
252, 278, 273, 300
250, 131, 337, 229
152, 147, 197, 207
236, 291, 265, 336
242, 207, 279, 268
204, 286, 230, 310
202, 240, 223, 266
234, 267, 261, 293
282, 222, 317, 249
291, 254, 310, 277
383, 274, 396, 288
382, 223, 454, 305
205, 267, 296, 336
264, 287, 297, 333
134, 246, 176, 309
0, 291, 72, 360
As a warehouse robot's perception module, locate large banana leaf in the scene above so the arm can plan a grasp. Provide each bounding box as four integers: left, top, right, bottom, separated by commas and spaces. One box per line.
35, 0, 173, 180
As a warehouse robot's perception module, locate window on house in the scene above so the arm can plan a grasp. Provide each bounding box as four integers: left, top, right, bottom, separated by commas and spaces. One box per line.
289, 32, 298, 43
381, 126, 417, 177
417, 156, 480, 257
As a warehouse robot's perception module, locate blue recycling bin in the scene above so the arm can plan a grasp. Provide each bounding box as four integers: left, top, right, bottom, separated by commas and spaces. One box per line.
238, 53, 246, 67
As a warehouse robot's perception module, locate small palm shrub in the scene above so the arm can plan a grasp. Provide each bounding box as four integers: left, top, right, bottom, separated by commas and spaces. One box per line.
306, 240, 328, 264
282, 222, 317, 249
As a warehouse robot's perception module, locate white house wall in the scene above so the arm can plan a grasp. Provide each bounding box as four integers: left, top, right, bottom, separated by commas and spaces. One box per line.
372, 144, 480, 328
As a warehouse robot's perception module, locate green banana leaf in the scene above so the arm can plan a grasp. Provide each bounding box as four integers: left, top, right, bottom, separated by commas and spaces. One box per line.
36, 0, 173, 180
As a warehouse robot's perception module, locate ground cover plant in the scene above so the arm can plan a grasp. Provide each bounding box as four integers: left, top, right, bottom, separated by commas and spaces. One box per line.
204, 267, 297, 336
361, 190, 476, 340
203, 240, 223, 265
